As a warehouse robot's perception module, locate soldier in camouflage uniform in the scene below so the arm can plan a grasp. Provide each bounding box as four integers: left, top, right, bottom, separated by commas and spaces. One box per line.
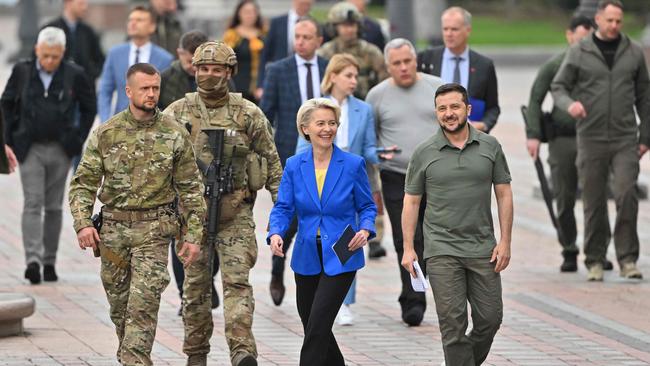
163, 41, 283, 366
318, 2, 388, 100
68, 63, 206, 366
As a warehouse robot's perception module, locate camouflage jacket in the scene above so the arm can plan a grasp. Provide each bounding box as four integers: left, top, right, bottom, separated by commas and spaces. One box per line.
163, 92, 283, 202
317, 38, 388, 100
68, 108, 206, 245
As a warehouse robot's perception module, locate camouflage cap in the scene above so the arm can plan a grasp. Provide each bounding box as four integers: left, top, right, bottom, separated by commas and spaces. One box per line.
192, 41, 238, 75
328, 2, 362, 24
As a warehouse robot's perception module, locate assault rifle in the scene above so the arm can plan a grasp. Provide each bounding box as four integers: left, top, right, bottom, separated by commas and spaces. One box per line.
196, 129, 233, 246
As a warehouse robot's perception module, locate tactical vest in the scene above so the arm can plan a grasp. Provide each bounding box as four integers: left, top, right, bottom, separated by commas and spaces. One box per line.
184, 92, 267, 221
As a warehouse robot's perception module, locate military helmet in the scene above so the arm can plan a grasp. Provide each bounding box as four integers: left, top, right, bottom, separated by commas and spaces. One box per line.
192, 41, 238, 75
328, 2, 362, 25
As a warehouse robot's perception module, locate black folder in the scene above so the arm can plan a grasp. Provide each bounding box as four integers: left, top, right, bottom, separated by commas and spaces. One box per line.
331, 225, 359, 265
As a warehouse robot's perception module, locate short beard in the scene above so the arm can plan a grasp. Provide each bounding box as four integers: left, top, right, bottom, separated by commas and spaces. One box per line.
132, 101, 156, 114
440, 117, 467, 134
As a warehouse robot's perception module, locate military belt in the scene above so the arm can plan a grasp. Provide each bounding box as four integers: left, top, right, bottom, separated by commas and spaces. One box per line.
102, 204, 173, 222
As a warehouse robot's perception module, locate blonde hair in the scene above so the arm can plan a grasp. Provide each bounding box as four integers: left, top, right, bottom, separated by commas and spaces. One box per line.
320, 53, 359, 95
296, 98, 341, 142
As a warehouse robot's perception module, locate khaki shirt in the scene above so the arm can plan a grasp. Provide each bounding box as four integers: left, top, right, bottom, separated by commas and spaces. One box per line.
405, 124, 511, 259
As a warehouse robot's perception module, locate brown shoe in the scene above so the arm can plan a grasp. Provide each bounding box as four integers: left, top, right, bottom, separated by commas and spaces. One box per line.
270, 274, 285, 306
620, 262, 643, 279
186, 354, 207, 366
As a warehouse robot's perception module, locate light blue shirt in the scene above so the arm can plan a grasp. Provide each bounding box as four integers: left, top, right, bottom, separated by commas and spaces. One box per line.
35, 60, 54, 96
440, 47, 470, 89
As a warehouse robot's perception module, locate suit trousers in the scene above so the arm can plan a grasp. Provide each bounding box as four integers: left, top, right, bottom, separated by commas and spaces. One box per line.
577, 139, 639, 267
380, 169, 426, 313
426, 256, 503, 366
548, 136, 579, 255
295, 240, 355, 366
19, 142, 71, 266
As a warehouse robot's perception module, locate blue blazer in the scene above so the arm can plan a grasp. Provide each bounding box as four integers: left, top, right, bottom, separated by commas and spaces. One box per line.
296, 95, 379, 165
268, 145, 377, 276
97, 43, 173, 122
260, 55, 328, 166
257, 14, 289, 89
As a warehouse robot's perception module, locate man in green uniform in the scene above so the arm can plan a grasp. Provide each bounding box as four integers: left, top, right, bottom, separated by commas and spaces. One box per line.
68, 62, 206, 366
318, 1, 387, 100
164, 41, 283, 366
552, 0, 649, 281
525, 16, 595, 272
402, 83, 512, 366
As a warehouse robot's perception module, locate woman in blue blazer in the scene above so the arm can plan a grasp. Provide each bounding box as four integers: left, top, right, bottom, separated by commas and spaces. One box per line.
296, 53, 380, 325
268, 98, 376, 366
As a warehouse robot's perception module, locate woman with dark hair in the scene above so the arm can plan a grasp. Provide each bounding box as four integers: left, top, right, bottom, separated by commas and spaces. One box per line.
223, 0, 266, 102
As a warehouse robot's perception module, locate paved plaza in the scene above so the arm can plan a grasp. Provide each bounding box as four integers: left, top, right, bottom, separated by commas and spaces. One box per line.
1, 14, 650, 366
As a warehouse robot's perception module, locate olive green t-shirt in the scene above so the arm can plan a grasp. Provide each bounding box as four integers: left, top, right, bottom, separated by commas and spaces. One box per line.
404, 125, 511, 259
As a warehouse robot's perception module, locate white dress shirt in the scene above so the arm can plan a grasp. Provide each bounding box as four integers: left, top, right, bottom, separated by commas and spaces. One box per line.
330, 96, 349, 151
294, 54, 321, 103
129, 42, 152, 66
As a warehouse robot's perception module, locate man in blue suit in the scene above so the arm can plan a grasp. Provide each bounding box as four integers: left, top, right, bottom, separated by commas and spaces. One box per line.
97, 6, 173, 122
260, 16, 327, 306
255, 0, 313, 100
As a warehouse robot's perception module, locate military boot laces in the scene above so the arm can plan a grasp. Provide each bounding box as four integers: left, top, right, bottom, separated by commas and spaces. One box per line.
187, 354, 207, 366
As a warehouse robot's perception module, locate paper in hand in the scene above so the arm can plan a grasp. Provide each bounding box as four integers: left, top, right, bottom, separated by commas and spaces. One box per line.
410, 261, 428, 292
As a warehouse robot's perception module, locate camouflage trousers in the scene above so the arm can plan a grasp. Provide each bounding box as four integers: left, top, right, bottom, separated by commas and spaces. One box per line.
181, 202, 258, 364
100, 217, 172, 366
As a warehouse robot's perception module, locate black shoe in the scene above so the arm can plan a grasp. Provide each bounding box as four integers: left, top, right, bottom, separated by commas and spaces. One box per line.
603, 259, 614, 271
560, 253, 578, 272
270, 274, 285, 306
402, 305, 424, 326
25, 263, 41, 284
177, 306, 183, 316
368, 241, 386, 259
211, 283, 220, 309
43, 265, 58, 281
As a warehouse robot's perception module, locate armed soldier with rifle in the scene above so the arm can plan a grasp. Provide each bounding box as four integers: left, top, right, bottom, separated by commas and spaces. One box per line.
164, 41, 283, 366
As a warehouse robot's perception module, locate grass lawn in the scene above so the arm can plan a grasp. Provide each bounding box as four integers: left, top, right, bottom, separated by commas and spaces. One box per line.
311, 5, 645, 46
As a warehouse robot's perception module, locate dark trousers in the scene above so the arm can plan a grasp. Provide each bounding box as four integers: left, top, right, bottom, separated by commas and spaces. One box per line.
171, 238, 219, 298
548, 136, 579, 255
426, 256, 503, 366
271, 216, 298, 277
577, 139, 639, 267
294, 240, 356, 366
380, 170, 426, 313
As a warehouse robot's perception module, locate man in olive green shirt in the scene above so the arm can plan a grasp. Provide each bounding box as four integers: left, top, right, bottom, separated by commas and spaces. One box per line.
402, 83, 513, 366
525, 16, 594, 273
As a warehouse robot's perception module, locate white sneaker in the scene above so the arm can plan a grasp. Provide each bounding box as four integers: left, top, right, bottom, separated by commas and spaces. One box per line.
336, 305, 354, 326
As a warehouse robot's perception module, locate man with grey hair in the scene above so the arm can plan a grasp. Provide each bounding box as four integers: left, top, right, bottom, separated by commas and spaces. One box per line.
417, 6, 500, 133
1, 26, 96, 284
365, 37, 443, 326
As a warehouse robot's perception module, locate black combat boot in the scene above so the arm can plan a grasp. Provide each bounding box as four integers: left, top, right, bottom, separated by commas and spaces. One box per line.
368, 241, 386, 259
560, 253, 578, 272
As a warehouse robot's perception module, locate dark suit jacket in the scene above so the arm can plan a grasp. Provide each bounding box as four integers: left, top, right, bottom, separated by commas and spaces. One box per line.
260, 55, 328, 166
417, 46, 500, 132
257, 14, 290, 90
43, 17, 105, 81
1, 60, 96, 162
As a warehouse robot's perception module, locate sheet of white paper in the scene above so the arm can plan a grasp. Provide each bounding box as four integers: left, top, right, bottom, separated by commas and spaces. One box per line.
410, 261, 428, 292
